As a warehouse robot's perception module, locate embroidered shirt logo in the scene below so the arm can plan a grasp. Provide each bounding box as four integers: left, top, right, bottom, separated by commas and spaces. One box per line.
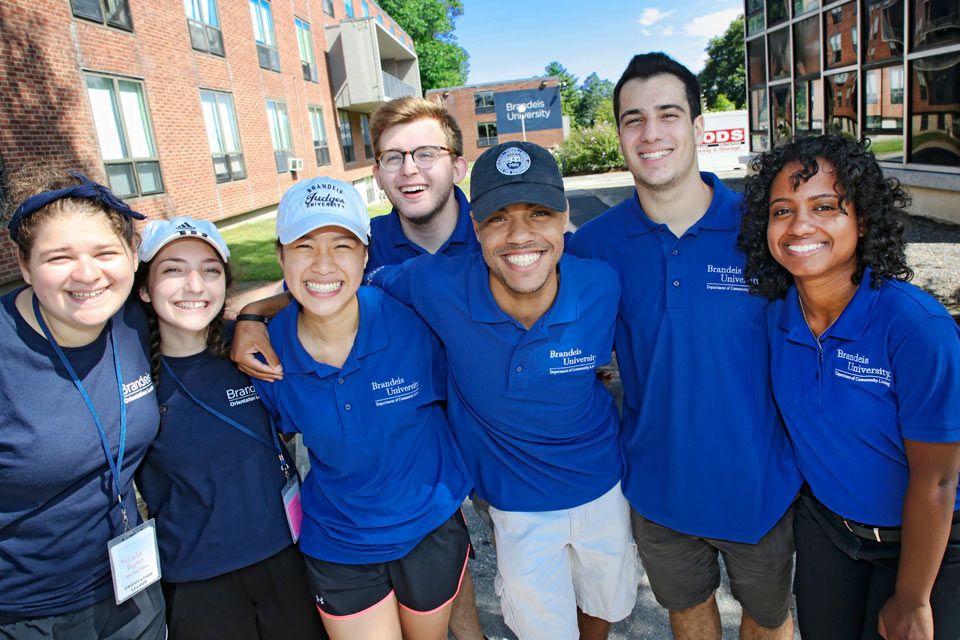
371, 376, 420, 407
705, 264, 749, 292
123, 373, 155, 404
226, 384, 260, 407
496, 147, 531, 176
548, 347, 597, 374
833, 348, 891, 387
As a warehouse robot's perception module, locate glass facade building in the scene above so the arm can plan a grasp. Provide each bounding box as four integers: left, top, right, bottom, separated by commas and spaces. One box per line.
744, 0, 960, 173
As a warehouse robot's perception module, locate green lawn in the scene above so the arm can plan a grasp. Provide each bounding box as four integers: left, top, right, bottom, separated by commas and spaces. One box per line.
222, 167, 472, 283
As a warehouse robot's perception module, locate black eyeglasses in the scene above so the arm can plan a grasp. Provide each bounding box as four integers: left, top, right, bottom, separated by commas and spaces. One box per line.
375, 145, 456, 172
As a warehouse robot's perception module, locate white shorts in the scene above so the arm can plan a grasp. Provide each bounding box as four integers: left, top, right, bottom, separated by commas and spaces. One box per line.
489, 482, 639, 640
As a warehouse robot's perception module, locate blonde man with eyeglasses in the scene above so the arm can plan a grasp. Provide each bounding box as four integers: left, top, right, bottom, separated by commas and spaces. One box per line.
366, 97, 480, 276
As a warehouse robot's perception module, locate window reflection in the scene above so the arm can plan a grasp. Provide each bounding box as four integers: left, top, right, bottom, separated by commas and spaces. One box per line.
826, 72, 858, 139
767, 0, 788, 27
769, 28, 791, 79
751, 89, 770, 151
795, 79, 823, 133
864, 65, 904, 161
912, 0, 960, 51
909, 53, 960, 167
824, 2, 858, 69
771, 85, 792, 146
864, 0, 904, 63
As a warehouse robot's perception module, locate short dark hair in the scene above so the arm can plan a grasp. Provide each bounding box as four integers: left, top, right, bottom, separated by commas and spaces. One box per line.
613, 52, 702, 126
737, 135, 913, 300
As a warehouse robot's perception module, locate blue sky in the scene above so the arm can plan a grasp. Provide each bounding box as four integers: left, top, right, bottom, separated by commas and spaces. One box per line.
454, 0, 744, 85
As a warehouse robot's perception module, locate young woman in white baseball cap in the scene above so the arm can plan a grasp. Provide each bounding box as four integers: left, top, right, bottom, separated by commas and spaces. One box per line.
133, 216, 324, 640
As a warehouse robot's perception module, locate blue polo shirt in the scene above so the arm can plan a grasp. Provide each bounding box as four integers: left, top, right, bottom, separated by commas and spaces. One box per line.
136, 347, 292, 582
252, 287, 470, 564
770, 271, 960, 526
0, 294, 159, 618
567, 173, 802, 543
366, 186, 479, 274
371, 252, 623, 512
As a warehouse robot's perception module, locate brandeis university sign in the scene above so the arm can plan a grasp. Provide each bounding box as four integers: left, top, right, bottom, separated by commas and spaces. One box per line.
493, 86, 562, 134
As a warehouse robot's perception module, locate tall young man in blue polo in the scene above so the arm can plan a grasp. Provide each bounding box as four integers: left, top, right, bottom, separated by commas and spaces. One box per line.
367, 141, 638, 640
568, 53, 802, 640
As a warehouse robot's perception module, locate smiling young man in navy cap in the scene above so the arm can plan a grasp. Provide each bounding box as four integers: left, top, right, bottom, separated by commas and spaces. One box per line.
365, 141, 638, 640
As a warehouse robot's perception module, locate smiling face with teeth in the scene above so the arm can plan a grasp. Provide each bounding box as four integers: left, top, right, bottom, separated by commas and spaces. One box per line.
372, 118, 468, 228
18, 208, 137, 347
474, 202, 568, 325
617, 74, 704, 194
139, 238, 226, 343
278, 226, 367, 323
767, 160, 862, 289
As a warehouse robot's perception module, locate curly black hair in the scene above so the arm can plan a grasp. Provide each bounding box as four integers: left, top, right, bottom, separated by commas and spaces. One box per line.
133, 252, 233, 383
737, 135, 912, 300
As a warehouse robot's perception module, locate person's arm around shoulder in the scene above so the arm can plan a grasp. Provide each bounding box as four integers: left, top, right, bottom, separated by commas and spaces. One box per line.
230, 292, 292, 381
363, 258, 419, 307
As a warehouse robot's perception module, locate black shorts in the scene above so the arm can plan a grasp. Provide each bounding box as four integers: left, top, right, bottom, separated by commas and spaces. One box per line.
304, 510, 471, 618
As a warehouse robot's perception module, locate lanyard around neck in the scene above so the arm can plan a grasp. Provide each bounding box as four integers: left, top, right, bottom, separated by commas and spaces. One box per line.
32, 294, 131, 530
161, 357, 290, 479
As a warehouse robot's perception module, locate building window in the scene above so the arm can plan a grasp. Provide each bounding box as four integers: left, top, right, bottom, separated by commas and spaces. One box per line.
767, 0, 788, 27
295, 18, 318, 82
339, 110, 355, 163
250, 0, 280, 72
477, 122, 498, 147
889, 66, 904, 104
750, 88, 769, 151
389, 25, 395, 35
912, 0, 960, 51
768, 28, 791, 80
825, 72, 858, 140
361, 0, 369, 17
71, 0, 132, 30
200, 90, 244, 183
376, 14, 383, 24
771, 85, 792, 146
863, 66, 904, 162
85, 74, 162, 198
266, 100, 293, 173
309, 107, 331, 167
474, 91, 495, 115
322, 0, 334, 17
360, 114, 372, 159
824, 2, 858, 70
345, 0, 354, 18
793, 0, 819, 17
864, 0, 904, 63
184, 0, 224, 56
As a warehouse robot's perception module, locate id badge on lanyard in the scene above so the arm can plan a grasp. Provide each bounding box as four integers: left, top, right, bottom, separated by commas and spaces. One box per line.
163, 358, 302, 543
33, 296, 161, 605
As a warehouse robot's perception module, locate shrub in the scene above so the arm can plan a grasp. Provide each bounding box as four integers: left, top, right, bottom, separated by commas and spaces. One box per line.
551, 121, 625, 175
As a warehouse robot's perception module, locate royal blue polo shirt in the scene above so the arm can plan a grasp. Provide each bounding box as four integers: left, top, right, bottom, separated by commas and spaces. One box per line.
567, 173, 802, 543
0, 294, 159, 618
252, 286, 470, 564
136, 346, 292, 582
770, 271, 960, 526
370, 252, 623, 512
366, 186, 479, 274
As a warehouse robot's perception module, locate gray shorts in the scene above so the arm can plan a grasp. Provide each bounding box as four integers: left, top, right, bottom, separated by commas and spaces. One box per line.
631, 505, 795, 629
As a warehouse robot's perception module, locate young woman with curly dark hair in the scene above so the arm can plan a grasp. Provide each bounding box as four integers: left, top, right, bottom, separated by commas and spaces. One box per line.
738, 135, 960, 640
133, 218, 324, 640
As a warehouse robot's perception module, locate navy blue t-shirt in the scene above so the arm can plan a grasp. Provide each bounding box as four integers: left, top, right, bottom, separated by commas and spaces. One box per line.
0, 291, 159, 618
371, 253, 623, 512
568, 174, 802, 543
253, 287, 471, 564
365, 186, 479, 275
770, 271, 960, 526
136, 346, 293, 582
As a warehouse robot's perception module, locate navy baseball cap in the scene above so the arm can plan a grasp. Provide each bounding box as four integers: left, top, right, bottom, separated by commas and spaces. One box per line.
469, 141, 566, 223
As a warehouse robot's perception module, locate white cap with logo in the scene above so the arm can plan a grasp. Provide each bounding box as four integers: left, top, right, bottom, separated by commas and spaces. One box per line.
138, 216, 230, 263
276, 177, 370, 245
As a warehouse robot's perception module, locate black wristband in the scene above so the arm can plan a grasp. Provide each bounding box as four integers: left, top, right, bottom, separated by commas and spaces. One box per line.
236, 313, 270, 325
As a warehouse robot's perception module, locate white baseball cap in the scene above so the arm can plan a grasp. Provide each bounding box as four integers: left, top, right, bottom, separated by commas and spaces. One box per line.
276, 177, 370, 245
138, 216, 230, 262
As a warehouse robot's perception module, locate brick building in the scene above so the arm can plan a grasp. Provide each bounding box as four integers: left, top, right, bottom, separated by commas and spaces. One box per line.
0, 0, 419, 284
426, 77, 565, 163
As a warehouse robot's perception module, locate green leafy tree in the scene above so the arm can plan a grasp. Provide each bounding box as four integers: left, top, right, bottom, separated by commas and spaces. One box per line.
544, 61, 581, 126
574, 72, 615, 127
698, 14, 746, 111
379, 0, 469, 92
